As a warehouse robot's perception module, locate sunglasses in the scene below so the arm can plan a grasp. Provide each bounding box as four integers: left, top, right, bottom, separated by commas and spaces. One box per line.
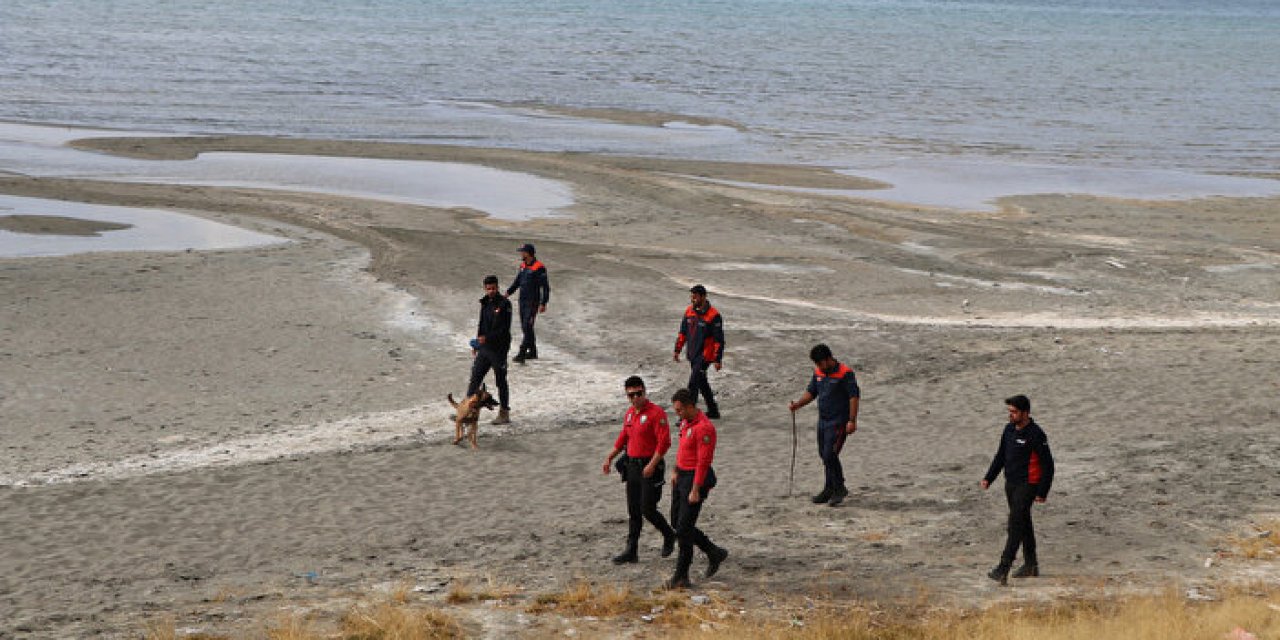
626, 390, 645, 399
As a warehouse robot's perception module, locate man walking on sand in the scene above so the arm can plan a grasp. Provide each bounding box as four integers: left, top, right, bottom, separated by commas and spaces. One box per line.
467, 275, 513, 425
506, 243, 550, 364
982, 394, 1055, 585
602, 376, 677, 564
673, 285, 724, 419
788, 344, 860, 507
665, 388, 728, 590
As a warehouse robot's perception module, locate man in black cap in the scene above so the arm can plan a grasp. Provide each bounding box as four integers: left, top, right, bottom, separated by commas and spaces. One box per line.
505, 243, 550, 364
673, 284, 724, 419
469, 275, 513, 424
982, 394, 1054, 585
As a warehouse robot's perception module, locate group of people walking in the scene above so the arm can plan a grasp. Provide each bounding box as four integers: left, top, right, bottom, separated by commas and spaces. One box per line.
466, 244, 1055, 590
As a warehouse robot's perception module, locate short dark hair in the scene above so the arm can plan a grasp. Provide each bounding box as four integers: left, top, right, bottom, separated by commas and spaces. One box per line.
809, 343, 834, 363
483, 275, 499, 286
689, 284, 707, 296
671, 388, 696, 407
1005, 394, 1031, 413
624, 376, 645, 390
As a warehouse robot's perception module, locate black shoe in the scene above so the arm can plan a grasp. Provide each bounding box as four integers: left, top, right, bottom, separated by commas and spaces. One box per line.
612, 551, 638, 564
525, 349, 537, 360
513, 351, 527, 364
987, 564, 1010, 586
811, 488, 832, 504
1012, 564, 1039, 578
705, 406, 720, 420
664, 575, 693, 590
828, 485, 850, 507
705, 546, 729, 579
661, 535, 676, 558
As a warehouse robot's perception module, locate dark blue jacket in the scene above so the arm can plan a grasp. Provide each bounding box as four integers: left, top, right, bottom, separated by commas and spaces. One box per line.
984, 420, 1055, 499
476, 293, 512, 351
806, 362, 860, 429
506, 259, 550, 305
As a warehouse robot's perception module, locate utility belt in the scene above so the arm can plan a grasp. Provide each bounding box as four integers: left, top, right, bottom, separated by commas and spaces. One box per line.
616, 456, 665, 486
675, 466, 717, 490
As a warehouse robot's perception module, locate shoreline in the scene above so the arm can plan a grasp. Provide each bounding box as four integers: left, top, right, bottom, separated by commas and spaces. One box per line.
2, 134, 1278, 637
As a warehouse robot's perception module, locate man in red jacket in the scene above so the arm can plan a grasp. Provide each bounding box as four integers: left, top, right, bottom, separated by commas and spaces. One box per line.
665, 388, 728, 589
673, 285, 725, 419
602, 376, 677, 564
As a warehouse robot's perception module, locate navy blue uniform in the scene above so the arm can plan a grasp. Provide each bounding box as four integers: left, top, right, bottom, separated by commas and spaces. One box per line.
467, 293, 512, 409
506, 259, 550, 357
806, 362, 860, 494
984, 420, 1054, 568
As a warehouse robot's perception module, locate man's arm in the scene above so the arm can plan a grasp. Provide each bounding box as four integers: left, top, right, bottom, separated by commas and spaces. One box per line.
846, 396, 859, 434
789, 390, 815, 412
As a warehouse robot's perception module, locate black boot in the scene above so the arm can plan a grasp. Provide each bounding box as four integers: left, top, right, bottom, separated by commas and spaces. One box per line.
705, 546, 729, 579
661, 533, 676, 558
987, 564, 1010, 586
1012, 563, 1039, 578
525, 346, 538, 360
811, 487, 833, 504
705, 401, 720, 420
612, 544, 639, 564
513, 347, 527, 364
664, 574, 693, 590
828, 485, 850, 507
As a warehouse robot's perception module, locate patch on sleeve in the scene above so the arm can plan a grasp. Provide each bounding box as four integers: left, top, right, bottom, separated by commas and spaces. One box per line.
702, 435, 711, 444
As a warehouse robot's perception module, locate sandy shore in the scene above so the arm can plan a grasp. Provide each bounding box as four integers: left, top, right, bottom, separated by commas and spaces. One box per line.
1, 136, 1278, 637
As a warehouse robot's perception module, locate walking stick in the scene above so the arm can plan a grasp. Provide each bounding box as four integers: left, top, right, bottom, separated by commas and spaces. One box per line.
788, 410, 798, 497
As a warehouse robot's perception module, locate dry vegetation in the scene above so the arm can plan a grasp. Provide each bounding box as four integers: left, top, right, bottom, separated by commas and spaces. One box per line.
143, 580, 1280, 640
1222, 519, 1280, 561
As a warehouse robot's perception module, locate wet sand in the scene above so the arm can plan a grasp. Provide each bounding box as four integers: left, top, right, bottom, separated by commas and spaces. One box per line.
1, 136, 1278, 637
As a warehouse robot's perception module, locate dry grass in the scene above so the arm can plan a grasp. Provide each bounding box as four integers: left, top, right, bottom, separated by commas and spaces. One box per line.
444, 574, 521, 604
142, 580, 1280, 640
1223, 519, 1280, 561
668, 587, 1280, 639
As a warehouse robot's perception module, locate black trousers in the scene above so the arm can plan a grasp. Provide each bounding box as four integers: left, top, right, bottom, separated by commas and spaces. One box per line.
1000, 481, 1038, 567
466, 345, 510, 409
670, 470, 716, 579
686, 359, 717, 409
817, 424, 848, 492
624, 458, 674, 548
517, 303, 538, 353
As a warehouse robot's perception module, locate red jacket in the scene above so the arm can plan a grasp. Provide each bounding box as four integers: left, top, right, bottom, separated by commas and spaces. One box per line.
613, 401, 671, 459
674, 304, 724, 363
675, 411, 717, 487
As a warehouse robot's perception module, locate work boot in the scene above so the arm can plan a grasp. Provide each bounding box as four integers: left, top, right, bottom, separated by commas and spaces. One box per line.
828, 485, 850, 507
1012, 563, 1039, 578
612, 550, 639, 564
664, 575, 693, 590
491, 409, 511, 425
811, 488, 832, 504
987, 564, 1010, 586
705, 546, 729, 579
661, 534, 676, 558
525, 347, 538, 361
705, 402, 720, 420
513, 347, 527, 364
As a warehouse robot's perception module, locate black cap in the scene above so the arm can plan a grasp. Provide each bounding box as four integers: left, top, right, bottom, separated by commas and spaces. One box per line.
689, 284, 707, 295
518, 243, 536, 254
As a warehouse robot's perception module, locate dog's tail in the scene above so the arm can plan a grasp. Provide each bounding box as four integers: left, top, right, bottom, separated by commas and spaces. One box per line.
447, 393, 460, 409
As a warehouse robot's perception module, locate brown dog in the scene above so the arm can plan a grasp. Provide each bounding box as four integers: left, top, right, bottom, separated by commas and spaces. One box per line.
448, 385, 499, 449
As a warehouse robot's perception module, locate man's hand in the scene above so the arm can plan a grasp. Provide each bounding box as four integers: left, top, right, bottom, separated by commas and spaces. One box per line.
539, 304, 546, 313
477, 336, 486, 345
980, 479, 990, 490
673, 352, 681, 362
1035, 496, 1047, 504
689, 484, 702, 504
713, 361, 722, 371
845, 420, 857, 435
643, 463, 656, 478
602, 460, 612, 475
670, 470, 678, 485
788, 400, 802, 412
